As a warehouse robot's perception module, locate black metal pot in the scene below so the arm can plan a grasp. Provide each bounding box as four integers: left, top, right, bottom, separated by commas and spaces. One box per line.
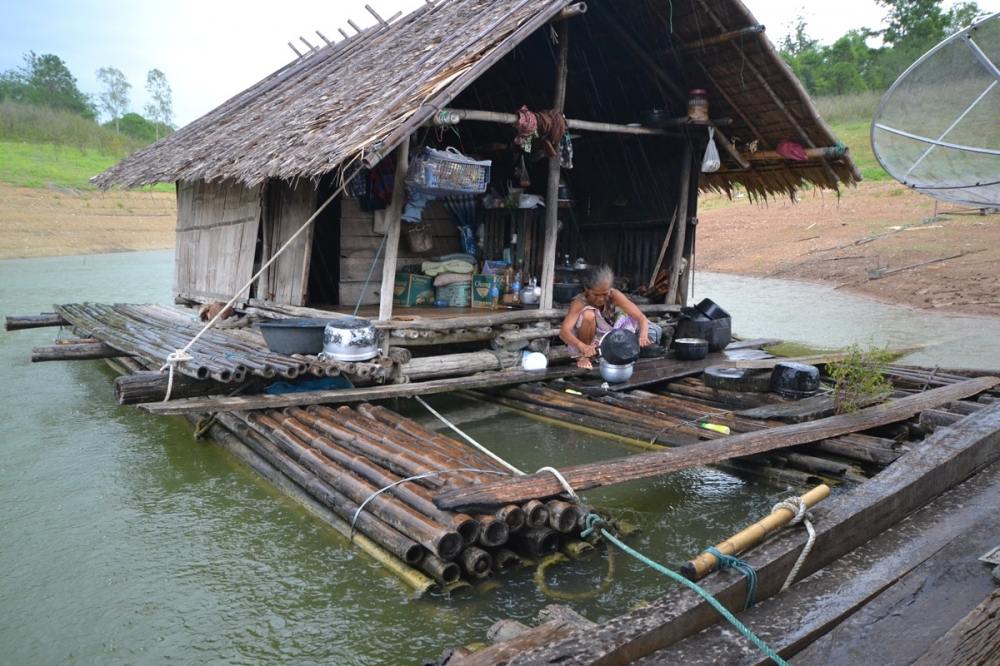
769, 362, 821, 398
553, 282, 582, 304
675, 311, 731, 352
673, 337, 709, 361
695, 298, 730, 321
600, 329, 640, 365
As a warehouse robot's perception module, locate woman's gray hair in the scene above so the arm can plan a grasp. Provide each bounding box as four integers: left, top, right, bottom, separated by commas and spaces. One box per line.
582, 264, 615, 290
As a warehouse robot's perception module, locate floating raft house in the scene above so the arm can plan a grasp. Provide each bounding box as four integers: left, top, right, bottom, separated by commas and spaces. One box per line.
7, 0, 1000, 663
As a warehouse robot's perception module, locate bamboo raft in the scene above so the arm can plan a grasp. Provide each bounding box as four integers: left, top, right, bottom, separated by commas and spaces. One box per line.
7, 304, 1000, 663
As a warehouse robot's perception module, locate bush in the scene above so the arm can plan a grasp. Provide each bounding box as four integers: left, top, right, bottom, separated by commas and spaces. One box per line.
827, 344, 895, 413
0, 101, 145, 156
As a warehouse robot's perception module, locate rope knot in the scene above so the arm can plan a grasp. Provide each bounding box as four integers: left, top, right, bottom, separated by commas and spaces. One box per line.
580, 512, 604, 538
772, 496, 808, 525
159, 349, 194, 403
706, 546, 758, 609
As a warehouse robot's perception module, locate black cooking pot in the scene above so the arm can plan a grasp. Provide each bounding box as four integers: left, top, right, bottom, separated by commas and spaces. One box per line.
695, 298, 730, 321
770, 362, 821, 398
675, 310, 731, 352
553, 282, 582, 304
673, 337, 709, 361
600, 329, 640, 365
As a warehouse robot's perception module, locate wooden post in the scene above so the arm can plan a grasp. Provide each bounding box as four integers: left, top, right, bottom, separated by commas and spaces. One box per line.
666, 141, 693, 304
378, 139, 410, 322
539, 21, 570, 310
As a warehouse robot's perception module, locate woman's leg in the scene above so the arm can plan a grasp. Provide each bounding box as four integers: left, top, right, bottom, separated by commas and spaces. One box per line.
575, 309, 598, 369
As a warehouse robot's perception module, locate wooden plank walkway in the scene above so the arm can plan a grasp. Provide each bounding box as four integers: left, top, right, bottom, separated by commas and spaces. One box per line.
434, 377, 1000, 510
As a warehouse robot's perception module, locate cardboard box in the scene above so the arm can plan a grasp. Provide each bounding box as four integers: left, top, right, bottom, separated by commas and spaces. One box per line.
471, 274, 501, 309
393, 273, 435, 307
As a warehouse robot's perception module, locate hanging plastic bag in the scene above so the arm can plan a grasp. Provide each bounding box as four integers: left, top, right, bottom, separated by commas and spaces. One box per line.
701, 127, 721, 173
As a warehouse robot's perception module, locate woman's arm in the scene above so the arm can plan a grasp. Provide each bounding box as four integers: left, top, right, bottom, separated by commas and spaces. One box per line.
611, 289, 651, 346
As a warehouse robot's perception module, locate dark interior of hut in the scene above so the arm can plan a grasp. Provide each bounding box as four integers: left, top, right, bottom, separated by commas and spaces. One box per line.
302, 0, 714, 315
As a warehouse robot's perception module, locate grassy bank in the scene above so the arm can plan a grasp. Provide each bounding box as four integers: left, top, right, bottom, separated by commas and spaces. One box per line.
814, 92, 888, 182
0, 102, 168, 191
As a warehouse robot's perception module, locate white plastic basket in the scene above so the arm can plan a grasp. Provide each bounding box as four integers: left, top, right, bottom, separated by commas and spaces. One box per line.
406, 147, 491, 196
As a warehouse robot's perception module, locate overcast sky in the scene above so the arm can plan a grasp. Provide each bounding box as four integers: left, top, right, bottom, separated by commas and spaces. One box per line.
2, 0, 996, 127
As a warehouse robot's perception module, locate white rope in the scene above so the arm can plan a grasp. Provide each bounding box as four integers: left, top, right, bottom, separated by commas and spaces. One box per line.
413, 395, 525, 475
158, 153, 366, 401
349, 467, 509, 537
160, 350, 193, 402
772, 496, 817, 592
535, 466, 580, 502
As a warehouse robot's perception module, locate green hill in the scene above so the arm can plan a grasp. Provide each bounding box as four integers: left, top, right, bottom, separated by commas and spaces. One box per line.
0, 102, 168, 190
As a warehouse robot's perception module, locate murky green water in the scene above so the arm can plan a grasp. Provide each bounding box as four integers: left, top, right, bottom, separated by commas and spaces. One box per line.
0, 251, 783, 664
5, 252, 997, 663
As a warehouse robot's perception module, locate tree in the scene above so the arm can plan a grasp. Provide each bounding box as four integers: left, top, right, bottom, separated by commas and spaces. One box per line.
96, 66, 131, 133
0, 52, 95, 118
144, 68, 173, 141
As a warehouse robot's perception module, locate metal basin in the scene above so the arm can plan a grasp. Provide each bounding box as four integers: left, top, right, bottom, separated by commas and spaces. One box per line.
323, 319, 380, 361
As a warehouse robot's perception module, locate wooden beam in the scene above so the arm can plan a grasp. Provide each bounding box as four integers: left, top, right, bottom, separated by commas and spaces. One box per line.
666, 141, 693, 304
435, 108, 681, 137
539, 20, 569, 310
433, 377, 1000, 510
5, 313, 68, 331
31, 341, 125, 362
677, 25, 766, 52
378, 139, 410, 322
484, 401, 1000, 663
139, 363, 590, 415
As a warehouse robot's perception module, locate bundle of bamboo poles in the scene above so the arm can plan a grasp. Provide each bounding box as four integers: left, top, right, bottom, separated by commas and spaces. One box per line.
225, 402, 591, 585
53, 303, 395, 385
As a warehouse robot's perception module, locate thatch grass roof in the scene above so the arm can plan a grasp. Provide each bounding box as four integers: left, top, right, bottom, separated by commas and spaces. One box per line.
94, 0, 859, 197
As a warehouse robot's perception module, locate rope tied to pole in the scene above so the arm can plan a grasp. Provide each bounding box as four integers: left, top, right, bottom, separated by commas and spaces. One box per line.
348, 467, 510, 538
772, 496, 817, 592
706, 546, 758, 610
160, 349, 193, 402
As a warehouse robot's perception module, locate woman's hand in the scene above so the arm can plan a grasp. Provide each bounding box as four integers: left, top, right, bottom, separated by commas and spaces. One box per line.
579, 342, 598, 358
638, 330, 651, 347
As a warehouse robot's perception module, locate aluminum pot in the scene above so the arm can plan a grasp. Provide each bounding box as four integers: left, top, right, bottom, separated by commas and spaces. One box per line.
520, 287, 540, 305
322, 318, 380, 361
599, 358, 634, 383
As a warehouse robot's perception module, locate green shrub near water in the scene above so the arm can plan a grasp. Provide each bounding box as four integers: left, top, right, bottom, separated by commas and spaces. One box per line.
827, 344, 895, 413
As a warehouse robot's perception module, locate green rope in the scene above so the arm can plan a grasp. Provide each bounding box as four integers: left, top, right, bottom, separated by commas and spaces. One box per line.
706, 546, 758, 610
582, 514, 787, 666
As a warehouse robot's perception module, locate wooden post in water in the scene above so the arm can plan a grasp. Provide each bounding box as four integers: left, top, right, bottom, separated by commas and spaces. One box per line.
378, 138, 410, 323
539, 20, 570, 310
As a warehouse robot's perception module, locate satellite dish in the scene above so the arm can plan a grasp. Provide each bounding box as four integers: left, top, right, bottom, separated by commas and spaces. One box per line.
872, 12, 1000, 208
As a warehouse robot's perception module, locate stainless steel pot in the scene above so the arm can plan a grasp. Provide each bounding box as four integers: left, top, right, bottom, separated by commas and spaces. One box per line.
599, 358, 634, 383
322, 318, 380, 361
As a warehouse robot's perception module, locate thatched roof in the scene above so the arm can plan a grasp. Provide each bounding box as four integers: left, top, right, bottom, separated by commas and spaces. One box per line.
95, 0, 859, 196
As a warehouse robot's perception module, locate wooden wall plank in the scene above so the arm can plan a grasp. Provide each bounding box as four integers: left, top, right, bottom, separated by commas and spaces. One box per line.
174, 179, 262, 302
259, 179, 317, 306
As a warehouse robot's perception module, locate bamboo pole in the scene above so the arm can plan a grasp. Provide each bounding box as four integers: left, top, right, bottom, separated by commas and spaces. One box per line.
5, 313, 67, 330
378, 139, 410, 323
666, 141, 693, 304
681, 484, 830, 580
208, 412, 434, 592
244, 412, 464, 561
31, 341, 125, 362
539, 19, 569, 310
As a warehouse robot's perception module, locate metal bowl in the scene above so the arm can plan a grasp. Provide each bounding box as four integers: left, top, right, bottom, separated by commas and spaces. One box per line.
322, 318, 380, 361
599, 358, 634, 383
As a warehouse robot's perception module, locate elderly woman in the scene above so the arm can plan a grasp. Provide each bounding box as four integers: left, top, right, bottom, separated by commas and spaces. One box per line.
559, 265, 654, 369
